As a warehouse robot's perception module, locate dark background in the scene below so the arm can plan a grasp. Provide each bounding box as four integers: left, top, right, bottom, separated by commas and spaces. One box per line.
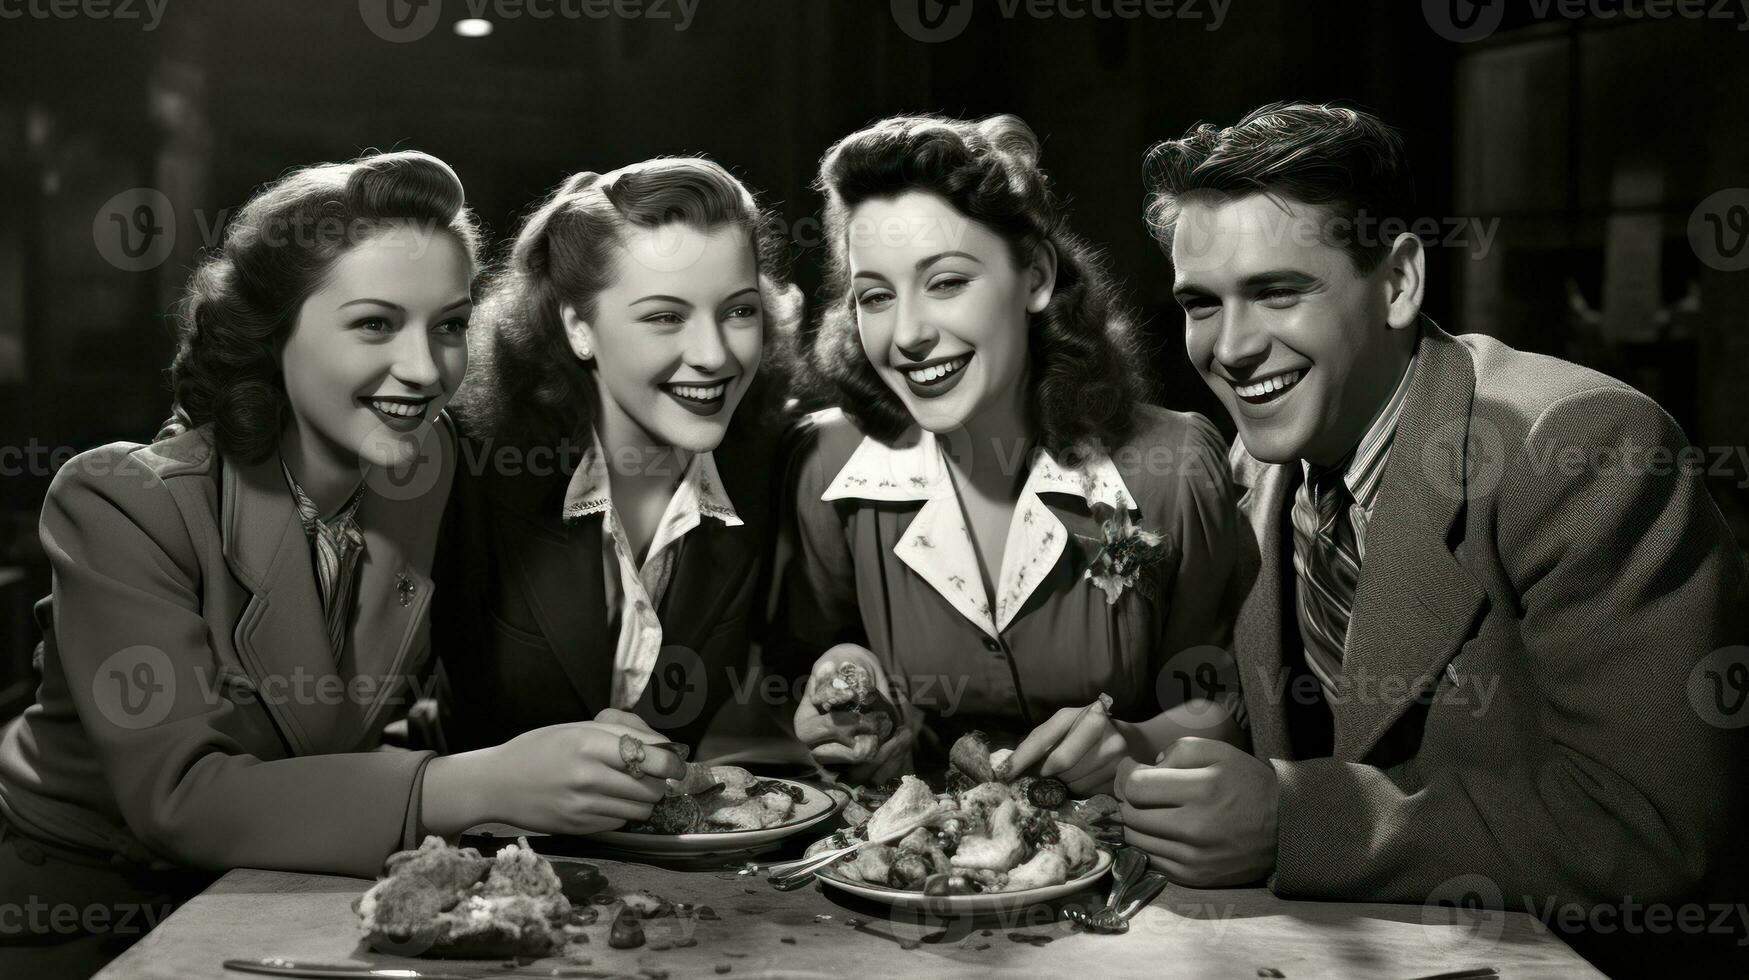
3, 0, 1747, 717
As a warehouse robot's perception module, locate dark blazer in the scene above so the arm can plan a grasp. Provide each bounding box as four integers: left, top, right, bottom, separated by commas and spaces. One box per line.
1231, 326, 1748, 943
431, 428, 775, 752
0, 419, 455, 877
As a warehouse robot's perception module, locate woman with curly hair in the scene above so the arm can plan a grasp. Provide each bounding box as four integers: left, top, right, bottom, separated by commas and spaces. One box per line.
434, 157, 801, 755
0, 151, 684, 976
777, 114, 1245, 791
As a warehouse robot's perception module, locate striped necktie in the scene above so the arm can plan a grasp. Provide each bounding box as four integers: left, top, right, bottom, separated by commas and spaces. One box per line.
283, 467, 368, 660
1290, 464, 1359, 697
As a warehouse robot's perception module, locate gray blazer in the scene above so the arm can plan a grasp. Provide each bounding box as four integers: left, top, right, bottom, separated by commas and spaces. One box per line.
0, 419, 455, 877
1231, 325, 1747, 911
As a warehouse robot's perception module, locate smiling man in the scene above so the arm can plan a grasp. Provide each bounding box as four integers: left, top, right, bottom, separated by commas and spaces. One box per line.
1124, 103, 1748, 974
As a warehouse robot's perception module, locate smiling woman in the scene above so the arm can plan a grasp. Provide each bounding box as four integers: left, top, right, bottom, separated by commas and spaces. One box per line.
0, 151, 699, 978
434, 157, 802, 757
773, 114, 1249, 793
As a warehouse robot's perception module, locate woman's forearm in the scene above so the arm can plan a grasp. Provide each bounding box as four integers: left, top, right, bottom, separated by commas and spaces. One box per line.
418, 747, 500, 836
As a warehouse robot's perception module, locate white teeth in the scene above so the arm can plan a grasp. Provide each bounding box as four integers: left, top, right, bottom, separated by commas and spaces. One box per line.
671, 383, 726, 401
907, 355, 970, 385
1234, 370, 1303, 399
369, 399, 427, 419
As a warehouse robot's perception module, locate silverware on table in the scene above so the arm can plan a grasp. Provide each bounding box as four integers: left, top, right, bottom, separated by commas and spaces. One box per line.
1082, 870, 1168, 934
223, 958, 476, 980
1065, 845, 1146, 930
765, 816, 935, 890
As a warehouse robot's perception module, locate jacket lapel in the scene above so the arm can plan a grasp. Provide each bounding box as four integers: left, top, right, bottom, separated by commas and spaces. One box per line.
344, 420, 454, 745
222, 453, 349, 757
1231, 451, 1297, 761
502, 501, 615, 714
1333, 327, 1489, 760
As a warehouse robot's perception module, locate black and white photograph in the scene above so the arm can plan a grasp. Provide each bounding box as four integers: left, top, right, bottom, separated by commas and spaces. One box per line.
1, 1, 1746, 977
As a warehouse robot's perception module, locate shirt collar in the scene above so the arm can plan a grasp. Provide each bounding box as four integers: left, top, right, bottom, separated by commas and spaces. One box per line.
280, 460, 367, 535
821, 428, 1140, 513
823, 428, 1141, 637
561, 428, 742, 528
1302, 350, 1418, 513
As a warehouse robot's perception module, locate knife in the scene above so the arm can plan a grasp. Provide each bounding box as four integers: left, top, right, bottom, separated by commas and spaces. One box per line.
222, 958, 476, 980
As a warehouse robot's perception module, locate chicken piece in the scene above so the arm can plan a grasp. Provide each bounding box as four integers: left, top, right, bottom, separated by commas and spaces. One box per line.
864, 775, 940, 841
669, 762, 721, 796
1003, 847, 1068, 891
707, 765, 762, 801
841, 843, 895, 885
947, 731, 996, 785
1054, 821, 1098, 875
814, 660, 880, 712
949, 799, 1027, 872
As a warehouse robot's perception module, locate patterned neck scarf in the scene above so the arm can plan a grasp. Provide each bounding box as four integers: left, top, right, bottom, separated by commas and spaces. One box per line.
281, 461, 368, 659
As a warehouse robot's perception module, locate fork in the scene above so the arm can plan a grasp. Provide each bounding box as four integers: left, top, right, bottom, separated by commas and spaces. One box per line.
1065, 846, 1145, 929
1083, 870, 1168, 934
765, 817, 936, 890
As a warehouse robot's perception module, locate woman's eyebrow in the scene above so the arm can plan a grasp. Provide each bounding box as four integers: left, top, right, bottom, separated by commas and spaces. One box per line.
338, 298, 405, 312
916, 250, 980, 271
629, 294, 692, 306
719, 287, 760, 303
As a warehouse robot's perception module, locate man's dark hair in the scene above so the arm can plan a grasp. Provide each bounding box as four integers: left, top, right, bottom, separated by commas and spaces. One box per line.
1143, 102, 1416, 274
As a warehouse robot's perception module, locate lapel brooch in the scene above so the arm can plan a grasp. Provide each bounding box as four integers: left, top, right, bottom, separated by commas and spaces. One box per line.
396, 572, 416, 607
1083, 501, 1168, 605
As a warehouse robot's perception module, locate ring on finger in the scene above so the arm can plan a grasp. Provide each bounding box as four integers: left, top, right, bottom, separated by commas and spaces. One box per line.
619, 733, 647, 781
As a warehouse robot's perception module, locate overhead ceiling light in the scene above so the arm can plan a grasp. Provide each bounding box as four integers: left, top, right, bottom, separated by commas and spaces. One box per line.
454, 18, 493, 38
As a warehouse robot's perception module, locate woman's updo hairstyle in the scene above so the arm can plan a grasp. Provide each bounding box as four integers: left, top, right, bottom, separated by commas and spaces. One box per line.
811, 114, 1146, 457
456, 157, 800, 450
165, 150, 481, 463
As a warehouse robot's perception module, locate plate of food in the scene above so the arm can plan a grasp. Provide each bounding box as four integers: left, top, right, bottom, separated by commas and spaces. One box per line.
805, 733, 1118, 913
589, 763, 842, 855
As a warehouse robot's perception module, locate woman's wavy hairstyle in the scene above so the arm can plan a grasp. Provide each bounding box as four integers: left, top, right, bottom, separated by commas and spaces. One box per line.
453, 157, 801, 453
163, 150, 482, 464
809, 113, 1146, 456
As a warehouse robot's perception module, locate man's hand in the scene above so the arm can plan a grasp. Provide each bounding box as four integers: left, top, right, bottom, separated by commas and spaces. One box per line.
1116, 736, 1279, 886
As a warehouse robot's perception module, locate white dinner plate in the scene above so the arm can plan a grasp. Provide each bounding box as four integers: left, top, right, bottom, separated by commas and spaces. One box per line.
586, 778, 842, 855
807, 835, 1114, 914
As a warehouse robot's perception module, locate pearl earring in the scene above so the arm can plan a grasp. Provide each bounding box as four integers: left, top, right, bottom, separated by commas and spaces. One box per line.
577, 340, 592, 360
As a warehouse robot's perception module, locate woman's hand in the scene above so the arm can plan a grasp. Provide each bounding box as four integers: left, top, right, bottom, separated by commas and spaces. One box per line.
1004, 694, 1132, 796
794, 643, 919, 785
430, 722, 687, 837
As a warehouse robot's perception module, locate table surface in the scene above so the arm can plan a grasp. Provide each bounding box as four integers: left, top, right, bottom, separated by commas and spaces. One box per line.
95, 848, 1603, 980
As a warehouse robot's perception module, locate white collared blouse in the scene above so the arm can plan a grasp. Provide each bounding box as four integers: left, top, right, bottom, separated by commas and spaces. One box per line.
778, 404, 1243, 743
560, 429, 743, 709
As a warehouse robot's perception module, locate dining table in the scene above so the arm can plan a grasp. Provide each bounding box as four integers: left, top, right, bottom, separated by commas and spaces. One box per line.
92, 826, 1606, 980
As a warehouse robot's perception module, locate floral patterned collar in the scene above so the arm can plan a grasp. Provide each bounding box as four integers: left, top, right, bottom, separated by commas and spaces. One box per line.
822, 428, 1139, 638
560, 428, 743, 531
